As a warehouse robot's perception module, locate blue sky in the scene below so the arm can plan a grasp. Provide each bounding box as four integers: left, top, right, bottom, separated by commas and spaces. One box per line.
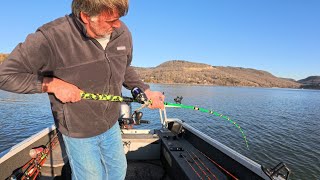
0, 1, 319, 80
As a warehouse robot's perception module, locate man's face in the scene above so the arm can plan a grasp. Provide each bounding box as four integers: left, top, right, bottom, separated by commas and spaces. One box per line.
85, 10, 121, 38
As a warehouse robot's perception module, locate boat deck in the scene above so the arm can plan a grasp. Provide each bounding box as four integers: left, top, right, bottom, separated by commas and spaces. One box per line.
38, 129, 230, 180
126, 160, 171, 180
1, 122, 274, 180
40, 160, 171, 180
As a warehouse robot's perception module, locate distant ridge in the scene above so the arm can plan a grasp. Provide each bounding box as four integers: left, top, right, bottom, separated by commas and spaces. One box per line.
156, 60, 212, 69
298, 76, 320, 89
134, 60, 302, 88
298, 76, 320, 84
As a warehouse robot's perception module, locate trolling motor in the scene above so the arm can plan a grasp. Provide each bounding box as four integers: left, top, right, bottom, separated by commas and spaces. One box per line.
118, 87, 150, 129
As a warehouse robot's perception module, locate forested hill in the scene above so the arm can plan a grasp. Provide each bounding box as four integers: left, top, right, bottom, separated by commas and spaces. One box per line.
134, 60, 302, 88
298, 76, 320, 89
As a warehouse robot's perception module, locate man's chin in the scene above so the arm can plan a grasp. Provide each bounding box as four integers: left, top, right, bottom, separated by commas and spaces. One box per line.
97, 34, 111, 39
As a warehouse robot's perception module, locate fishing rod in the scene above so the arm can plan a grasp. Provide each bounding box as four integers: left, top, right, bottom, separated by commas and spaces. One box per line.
8, 134, 60, 180
186, 150, 215, 180
180, 153, 203, 180
197, 149, 239, 180
23, 134, 59, 180
188, 150, 218, 180
164, 102, 249, 149
80, 87, 249, 149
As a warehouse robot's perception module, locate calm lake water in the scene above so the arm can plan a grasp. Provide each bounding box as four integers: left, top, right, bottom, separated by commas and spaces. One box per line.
0, 84, 319, 179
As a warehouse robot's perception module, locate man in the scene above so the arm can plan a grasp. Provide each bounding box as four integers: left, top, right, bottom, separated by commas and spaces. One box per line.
0, 0, 165, 179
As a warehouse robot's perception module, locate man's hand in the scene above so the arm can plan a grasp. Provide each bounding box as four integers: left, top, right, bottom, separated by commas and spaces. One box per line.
144, 89, 165, 110
42, 77, 82, 103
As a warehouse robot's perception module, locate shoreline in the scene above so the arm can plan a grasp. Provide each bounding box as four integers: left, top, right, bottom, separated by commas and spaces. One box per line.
144, 82, 316, 90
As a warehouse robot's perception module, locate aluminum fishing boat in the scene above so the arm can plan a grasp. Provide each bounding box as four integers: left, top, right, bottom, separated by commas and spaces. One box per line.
0, 103, 290, 180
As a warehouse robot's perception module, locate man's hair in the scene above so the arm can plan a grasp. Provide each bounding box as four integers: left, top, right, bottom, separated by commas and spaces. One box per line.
72, 0, 129, 18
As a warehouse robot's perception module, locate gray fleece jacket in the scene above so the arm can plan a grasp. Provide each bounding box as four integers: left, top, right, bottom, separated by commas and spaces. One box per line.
0, 14, 149, 138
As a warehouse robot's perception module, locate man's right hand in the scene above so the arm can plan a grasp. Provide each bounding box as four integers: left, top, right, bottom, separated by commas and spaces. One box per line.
42, 77, 82, 103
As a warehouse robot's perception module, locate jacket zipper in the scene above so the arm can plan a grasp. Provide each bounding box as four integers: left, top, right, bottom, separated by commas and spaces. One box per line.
105, 52, 110, 63
105, 52, 112, 93
62, 104, 71, 133
104, 52, 112, 116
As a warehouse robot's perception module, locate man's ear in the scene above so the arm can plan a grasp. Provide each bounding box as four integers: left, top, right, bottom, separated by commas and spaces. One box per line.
80, 12, 90, 24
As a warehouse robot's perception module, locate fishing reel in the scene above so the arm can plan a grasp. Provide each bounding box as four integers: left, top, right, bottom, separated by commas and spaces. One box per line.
119, 89, 150, 129
119, 110, 150, 129
119, 87, 151, 129
129, 87, 151, 113
131, 87, 149, 104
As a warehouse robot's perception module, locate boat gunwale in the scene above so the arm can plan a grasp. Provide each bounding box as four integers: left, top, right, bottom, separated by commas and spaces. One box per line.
0, 125, 56, 163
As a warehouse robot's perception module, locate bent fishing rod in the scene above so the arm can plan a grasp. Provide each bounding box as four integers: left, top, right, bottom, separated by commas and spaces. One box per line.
80, 87, 249, 149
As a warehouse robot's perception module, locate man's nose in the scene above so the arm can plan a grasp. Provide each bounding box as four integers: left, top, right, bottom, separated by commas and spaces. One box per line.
112, 20, 121, 28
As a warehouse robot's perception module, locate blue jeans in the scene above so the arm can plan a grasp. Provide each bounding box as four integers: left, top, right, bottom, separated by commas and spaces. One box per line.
62, 122, 127, 180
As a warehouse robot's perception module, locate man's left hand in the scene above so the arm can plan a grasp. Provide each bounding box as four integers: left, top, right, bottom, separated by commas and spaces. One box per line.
144, 89, 165, 110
